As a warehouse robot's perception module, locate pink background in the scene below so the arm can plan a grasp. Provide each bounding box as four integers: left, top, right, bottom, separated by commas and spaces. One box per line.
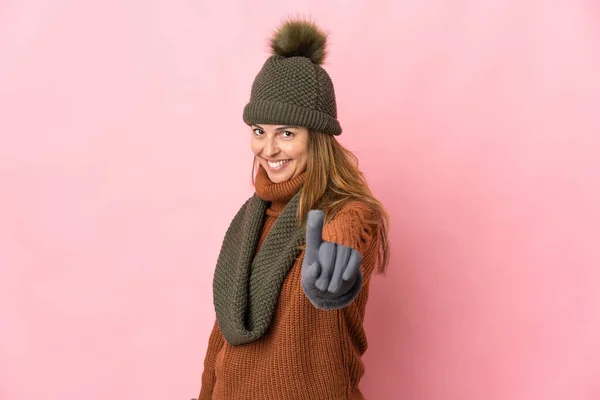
1, 1, 599, 399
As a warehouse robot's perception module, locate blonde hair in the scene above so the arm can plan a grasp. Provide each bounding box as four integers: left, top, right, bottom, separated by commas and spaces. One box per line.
253, 131, 390, 275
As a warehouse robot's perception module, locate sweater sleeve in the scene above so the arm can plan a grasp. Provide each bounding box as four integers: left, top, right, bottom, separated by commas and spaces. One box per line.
197, 319, 225, 400
312, 202, 379, 309
321, 202, 378, 259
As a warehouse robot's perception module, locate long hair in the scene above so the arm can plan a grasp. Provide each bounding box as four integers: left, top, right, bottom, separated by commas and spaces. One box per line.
252, 130, 390, 275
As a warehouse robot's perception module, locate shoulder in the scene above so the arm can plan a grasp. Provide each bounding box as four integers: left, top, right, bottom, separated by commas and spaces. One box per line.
330, 200, 376, 222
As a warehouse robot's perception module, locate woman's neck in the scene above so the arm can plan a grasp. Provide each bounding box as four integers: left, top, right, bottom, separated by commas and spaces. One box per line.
254, 166, 306, 215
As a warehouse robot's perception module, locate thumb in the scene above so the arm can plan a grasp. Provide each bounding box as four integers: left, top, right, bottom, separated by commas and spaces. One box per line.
305, 210, 324, 265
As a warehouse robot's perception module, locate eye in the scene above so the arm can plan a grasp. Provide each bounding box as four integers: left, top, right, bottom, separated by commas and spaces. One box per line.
280, 131, 295, 138
252, 128, 264, 136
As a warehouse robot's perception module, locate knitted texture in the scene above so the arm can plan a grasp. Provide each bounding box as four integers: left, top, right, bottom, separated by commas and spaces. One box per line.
212, 177, 305, 346
199, 168, 380, 400
243, 56, 342, 135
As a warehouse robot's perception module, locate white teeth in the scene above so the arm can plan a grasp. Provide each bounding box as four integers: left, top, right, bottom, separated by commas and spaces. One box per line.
268, 160, 289, 168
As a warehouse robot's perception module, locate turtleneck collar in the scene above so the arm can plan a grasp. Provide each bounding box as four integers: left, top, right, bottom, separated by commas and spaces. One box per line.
254, 165, 306, 215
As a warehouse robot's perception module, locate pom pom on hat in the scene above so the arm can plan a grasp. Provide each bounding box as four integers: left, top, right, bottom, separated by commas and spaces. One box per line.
269, 18, 328, 65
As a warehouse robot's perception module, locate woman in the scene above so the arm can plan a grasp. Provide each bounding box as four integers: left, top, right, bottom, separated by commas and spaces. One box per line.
198, 18, 390, 400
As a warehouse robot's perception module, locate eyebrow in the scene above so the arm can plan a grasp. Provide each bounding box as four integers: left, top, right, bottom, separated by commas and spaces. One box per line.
253, 124, 300, 131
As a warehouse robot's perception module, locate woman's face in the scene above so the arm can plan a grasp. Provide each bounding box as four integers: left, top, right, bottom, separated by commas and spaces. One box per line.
250, 124, 309, 183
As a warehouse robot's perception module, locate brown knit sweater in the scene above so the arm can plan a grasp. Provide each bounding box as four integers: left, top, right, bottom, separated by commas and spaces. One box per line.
198, 167, 380, 400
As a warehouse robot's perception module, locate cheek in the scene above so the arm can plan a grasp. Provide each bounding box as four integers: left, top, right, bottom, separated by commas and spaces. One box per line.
284, 142, 308, 160
297, 148, 309, 165
250, 140, 261, 155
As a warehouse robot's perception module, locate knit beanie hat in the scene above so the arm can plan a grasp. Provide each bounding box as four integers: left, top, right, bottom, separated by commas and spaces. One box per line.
242, 19, 342, 135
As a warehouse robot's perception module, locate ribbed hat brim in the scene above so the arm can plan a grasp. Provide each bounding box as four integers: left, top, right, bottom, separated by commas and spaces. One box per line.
243, 100, 342, 136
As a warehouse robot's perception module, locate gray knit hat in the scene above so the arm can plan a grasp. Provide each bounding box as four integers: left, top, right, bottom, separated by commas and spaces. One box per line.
242, 19, 342, 135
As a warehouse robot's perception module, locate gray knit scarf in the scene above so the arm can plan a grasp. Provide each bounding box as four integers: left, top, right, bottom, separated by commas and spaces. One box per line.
212, 190, 305, 346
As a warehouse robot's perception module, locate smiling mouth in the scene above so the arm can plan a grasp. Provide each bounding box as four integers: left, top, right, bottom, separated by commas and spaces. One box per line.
267, 159, 290, 170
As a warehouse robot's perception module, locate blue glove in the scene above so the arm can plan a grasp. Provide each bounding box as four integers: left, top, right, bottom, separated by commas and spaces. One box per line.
301, 210, 363, 310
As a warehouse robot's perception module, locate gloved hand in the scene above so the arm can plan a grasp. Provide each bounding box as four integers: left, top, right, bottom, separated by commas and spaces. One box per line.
301, 210, 363, 310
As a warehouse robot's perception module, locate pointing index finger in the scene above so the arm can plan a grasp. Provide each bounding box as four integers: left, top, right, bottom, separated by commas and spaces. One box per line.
305, 210, 324, 265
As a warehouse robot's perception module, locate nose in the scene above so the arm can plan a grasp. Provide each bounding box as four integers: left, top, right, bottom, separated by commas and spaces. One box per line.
262, 135, 279, 158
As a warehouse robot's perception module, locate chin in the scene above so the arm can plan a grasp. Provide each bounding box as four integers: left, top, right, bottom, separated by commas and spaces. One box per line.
267, 172, 293, 183
259, 160, 297, 183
